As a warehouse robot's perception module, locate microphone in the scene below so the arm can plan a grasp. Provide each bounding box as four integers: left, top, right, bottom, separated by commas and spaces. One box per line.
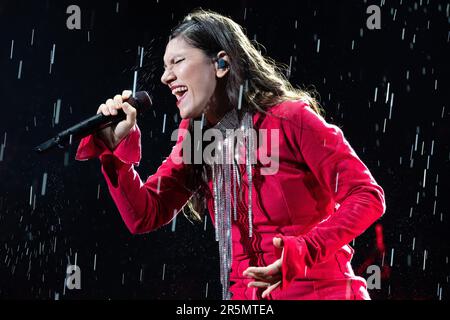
34, 91, 152, 153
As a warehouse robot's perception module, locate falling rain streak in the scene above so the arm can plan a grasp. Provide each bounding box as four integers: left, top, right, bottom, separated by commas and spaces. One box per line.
29, 186, 33, 206
385, 83, 390, 104
334, 172, 339, 193
162, 114, 166, 133
0, 132, 6, 161
49, 44, 55, 74
17, 60, 23, 79
171, 214, 177, 232
390, 248, 395, 267
139, 46, 144, 67
30, 29, 35, 46
132, 71, 138, 95
423, 250, 427, 271
41, 173, 48, 196
54, 99, 61, 125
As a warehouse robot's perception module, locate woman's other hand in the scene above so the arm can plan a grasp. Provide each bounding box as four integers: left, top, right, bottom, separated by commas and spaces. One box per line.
243, 237, 284, 298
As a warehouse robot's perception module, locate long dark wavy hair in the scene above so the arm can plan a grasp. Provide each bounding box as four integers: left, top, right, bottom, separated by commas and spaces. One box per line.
168, 9, 322, 222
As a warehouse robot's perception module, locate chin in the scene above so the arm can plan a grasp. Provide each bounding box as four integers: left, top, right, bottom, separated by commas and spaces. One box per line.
178, 104, 192, 118
179, 109, 193, 119
179, 112, 190, 119
179, 105, 202, 120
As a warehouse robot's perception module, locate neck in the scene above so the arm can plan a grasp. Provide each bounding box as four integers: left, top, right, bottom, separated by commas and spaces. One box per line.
205, 107, 232, 126
204, 98, 233, 126
203, 83, 233, 126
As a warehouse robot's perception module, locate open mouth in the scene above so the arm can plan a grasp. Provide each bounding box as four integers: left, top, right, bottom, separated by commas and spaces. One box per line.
172, 86, 188, 105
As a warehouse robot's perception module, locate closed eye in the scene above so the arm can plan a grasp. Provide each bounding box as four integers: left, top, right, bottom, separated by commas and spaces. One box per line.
163, 57, 185, 70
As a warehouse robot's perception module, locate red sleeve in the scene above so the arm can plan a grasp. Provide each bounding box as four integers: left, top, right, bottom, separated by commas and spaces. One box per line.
276, 104, 386, 289
75, 124, 141, 165
75, 120, 193, 234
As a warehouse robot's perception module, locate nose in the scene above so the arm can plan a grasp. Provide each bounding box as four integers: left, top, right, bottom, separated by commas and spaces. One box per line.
161, 68, 176, 86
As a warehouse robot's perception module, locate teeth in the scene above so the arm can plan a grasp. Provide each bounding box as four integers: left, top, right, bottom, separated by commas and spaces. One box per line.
171, 86, 188, 95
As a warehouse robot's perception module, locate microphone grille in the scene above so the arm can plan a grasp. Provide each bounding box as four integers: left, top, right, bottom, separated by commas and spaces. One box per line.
130, 91, 152, 113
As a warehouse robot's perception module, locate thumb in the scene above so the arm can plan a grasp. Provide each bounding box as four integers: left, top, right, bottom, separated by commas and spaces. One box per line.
273, 237, 283, 248
121, 102, 137, 124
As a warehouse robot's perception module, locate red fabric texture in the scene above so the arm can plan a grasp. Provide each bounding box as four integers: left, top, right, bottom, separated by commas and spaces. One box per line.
76, 100, 385, 300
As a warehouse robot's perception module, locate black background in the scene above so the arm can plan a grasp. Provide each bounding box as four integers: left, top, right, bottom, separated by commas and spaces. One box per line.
0, 0, 448, 300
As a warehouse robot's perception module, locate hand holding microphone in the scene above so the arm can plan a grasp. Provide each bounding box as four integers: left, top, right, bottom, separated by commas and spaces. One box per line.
96, 90, 138, 151
34, 90, 152, 153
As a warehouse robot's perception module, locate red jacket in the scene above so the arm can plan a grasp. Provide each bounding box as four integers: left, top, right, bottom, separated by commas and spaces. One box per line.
76, 100, 386, 300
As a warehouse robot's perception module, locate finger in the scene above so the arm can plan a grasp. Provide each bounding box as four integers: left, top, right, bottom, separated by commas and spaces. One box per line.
244, 272, 279, 282
122, 90, 132, 99
98, 104, 110, 116
244, 266, 269, 274
113, 94, 123, 108
246, 270, 270, 280
261, 281, 281, 299
121, 102, 137, 123
106, 99, 117, 115
255, 274, 281, 283
247, 264, 279, 277
244, 267, 271, 280
248, 281, 270, 288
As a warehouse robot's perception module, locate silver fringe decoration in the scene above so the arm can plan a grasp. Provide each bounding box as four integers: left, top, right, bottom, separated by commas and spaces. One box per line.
210, 108, 254, 300
232, 160, 238, 221
244, 111, 254, 238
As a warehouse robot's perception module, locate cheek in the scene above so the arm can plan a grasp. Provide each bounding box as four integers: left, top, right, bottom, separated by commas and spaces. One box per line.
193, 69, 217, 100
179, 62, 215, 95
